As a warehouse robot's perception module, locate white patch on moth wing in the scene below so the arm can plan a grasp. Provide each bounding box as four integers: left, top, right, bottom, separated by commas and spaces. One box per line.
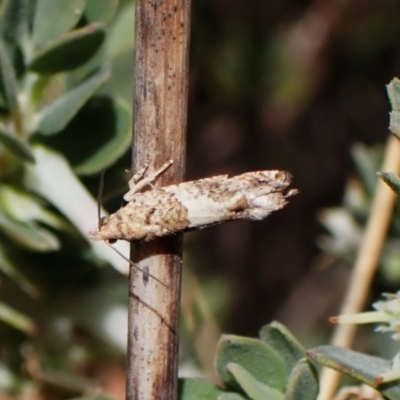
163, 170, 294, 228
169, 188, 245, 228
246, 193, 289, 220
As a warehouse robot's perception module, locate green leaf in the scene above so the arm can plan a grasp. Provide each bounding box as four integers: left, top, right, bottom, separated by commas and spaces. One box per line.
0, 38, 19, 111
178, 378, 226, 400
38, 96, 131, 174
227, 363, 284, 400
307, 346, 400, 399
24, 145, 130, 274
0, 244, 40, 298
259, 322, 305, 378
73, 97, 130, 174
32, 0, 85, 49
0, 209, 60, 251
29, 23, 106, 74
284, 359, 318, 400
380, 172, 400, 196
216, 335, 287, 392
0, 185, 65, 230
0, 185, 63, 251
1, 0, 30, 45
105, 3, 134, 61
35, 67, 110, 135
351, 144, 382, 196
387, 78, 400, 112
102, 3, 134, 103
0, 126, 35, 162
0, 361, 17, 391
85, 0, 118, 24
218, 394, 249, 400
0, 300, 35, 334
389, 112, 400, 136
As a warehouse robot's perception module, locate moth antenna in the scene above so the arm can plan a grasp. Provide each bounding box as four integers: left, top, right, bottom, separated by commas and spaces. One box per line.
129, 290, 176, 335
105, 243, 174, 332
104, 242, 170, 289
98, 170, 106, 229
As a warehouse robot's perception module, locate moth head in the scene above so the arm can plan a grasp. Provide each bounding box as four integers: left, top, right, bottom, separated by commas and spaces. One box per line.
98, 215, 108, 229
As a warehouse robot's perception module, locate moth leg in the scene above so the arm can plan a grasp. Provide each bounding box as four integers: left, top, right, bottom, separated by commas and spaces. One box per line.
124, 160, 173, 201
128, 164, 149, 189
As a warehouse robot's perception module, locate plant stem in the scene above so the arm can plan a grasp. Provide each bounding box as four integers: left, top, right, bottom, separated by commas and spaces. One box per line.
126, 0, 191, 399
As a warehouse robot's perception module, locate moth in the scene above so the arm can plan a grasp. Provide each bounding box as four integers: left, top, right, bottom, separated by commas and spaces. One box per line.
89, 160, 298, 243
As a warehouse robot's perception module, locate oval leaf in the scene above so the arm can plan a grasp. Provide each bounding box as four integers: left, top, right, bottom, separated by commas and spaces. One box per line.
380, 172, 400, 196
218, 394, 249, 400
0, 209, 60, 251
285, 359, 318, 400
216, 335, 286, 392
0, 244, 40, 298
1, 0, 30, 45
387, 78, 400, 112
0, 39, 19, 111
35, 68, 110, 135
227, 363, 284, 400
32, 0, 85, 48
29, 23, 106, 74
24, 145, 130, 274
389, 112, 400, 136
74, 98, 131, 174
37, 97, 130, 174
0, 127, 35, 162
85, 0, 118, 24
307, 346, 400, 399
0, 300, 36, 334
178, 378, 226, 400
259, 322, 305, 377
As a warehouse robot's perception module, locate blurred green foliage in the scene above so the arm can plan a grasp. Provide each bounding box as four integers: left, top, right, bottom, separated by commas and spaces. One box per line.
0, 0, 134, 397
179, 321, 318, 400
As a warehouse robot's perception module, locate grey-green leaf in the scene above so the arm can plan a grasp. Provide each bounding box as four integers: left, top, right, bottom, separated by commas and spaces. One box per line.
0, 244, 40, 298
35, 68, 110, 135
216, 335, 286, 392
387, 78, 400, 112
380, 172, 400, 196
0, 127, 35, 162
102, 3, 134, 103
0, 209, 60, 251
284, 359, 318, 400
32, 0, 85, 49
227, 363, 284, 400
178, 378, 226, 400
0, 184, 63, 250
389, 112, 400, 136
218, 394, 249, 400
259, 322, 305, 378
74, 98, 131, 174
29, 23, 106, 74
1, 0, 30, 44
0, 300, 35, 334
0, 38, 19, 111
85, 0, 118, 24
307, 346, 400, 399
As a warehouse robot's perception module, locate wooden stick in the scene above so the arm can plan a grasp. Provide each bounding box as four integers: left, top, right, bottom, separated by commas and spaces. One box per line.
126, 0, 190, 399
318, 134, 400, 400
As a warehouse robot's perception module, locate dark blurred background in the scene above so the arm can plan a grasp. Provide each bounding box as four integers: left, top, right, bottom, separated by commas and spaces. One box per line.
183, 0, 399, 339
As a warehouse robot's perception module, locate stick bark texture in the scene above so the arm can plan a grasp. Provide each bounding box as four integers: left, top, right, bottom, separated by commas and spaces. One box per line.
126, 0, 190, 399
